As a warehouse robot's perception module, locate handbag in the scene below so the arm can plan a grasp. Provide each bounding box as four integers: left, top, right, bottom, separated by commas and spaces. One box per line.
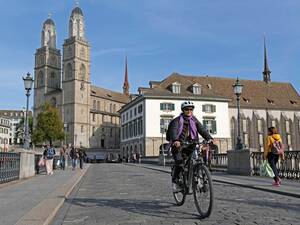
260, 160, 275, 177
38, 157, 45, 167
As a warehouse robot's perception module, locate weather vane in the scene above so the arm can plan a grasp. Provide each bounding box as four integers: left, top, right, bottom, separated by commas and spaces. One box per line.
76, 0, 79, 7
48, 12, 52, 19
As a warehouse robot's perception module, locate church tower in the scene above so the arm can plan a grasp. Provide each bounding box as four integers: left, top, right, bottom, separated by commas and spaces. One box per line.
263, 37, 271, 83
62, 5, 91, 147
34, 15, 62, 117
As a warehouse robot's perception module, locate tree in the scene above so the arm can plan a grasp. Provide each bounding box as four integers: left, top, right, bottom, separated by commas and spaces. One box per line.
15, 116, 33, 144
32, 103, 64, 145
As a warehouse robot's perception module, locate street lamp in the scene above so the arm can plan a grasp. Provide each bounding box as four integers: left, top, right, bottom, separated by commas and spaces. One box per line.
22, 72, 34, 149
64, 123, 68, 145
233, 78, 244, 150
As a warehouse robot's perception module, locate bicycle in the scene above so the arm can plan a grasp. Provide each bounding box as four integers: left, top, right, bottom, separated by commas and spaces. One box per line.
171, 140, 214, 218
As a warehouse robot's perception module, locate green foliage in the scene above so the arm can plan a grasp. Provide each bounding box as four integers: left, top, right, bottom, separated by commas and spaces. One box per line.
32, 103, 64, 145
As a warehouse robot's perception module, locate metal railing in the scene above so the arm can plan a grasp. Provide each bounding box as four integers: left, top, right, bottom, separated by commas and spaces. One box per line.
211, 153, 228, 169
251, 151, 300, 179
0, 152, 20, 184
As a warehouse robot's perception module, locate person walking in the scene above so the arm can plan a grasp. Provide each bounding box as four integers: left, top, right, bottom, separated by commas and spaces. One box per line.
69, 145, 78, 170
264, 127, 285, 186
43, 144, 56, 175
78, 148, 87, 169
59, 145, 67, 170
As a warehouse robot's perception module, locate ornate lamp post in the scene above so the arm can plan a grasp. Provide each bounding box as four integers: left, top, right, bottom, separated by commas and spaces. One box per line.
22, 72, 34, 149
233, 78, 244, 150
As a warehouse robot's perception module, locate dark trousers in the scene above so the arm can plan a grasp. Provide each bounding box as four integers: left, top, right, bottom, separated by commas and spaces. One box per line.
79, 158, 83, 169
267, 152, 279, 181
171, 145, 193, 183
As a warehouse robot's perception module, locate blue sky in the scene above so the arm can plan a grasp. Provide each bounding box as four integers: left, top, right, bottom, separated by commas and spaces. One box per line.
0, 0, 300, 109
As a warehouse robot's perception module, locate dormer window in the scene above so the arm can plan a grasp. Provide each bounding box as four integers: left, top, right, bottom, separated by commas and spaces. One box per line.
192, 83, 201, 95
243, 97, 250, 103
172, 82, 181, 94
290, 100, 297, 105
267, 98, 274, 104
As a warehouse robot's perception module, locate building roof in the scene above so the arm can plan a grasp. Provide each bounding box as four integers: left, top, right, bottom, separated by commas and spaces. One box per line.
139, 73, 300, 110
91, 85, 131, 104
0, 110, 32, 118
44, 18, 55, 26
71, 7, 83, 16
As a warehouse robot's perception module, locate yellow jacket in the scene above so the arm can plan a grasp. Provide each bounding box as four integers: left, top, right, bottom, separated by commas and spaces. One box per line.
264, 134, 282, 158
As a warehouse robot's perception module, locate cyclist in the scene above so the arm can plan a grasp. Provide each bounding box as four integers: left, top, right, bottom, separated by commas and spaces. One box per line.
166, 101, 214, 192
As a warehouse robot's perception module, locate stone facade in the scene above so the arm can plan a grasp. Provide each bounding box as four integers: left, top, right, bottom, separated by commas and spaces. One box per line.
33, 7, 130, 148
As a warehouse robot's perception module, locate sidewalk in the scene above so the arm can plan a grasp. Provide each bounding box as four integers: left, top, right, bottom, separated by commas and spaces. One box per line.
129, 163, 300, 198
0, 165, 89, 225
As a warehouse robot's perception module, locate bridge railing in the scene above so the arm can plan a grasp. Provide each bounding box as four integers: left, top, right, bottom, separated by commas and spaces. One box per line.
250, 151, 300, 179
0, 152, 20, 184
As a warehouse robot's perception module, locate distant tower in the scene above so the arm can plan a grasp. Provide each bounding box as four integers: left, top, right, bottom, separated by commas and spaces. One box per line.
263, 37, 271, 83
62, 4, 91, 147
34, 15, 62, 117
123, 57, 130, 96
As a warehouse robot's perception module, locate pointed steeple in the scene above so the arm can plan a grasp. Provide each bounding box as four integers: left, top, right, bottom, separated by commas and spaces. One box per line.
263, 36, 271, 83
123, 56, 130, 96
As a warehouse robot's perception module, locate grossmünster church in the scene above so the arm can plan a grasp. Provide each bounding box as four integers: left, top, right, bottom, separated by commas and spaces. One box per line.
33, 5, 130, 148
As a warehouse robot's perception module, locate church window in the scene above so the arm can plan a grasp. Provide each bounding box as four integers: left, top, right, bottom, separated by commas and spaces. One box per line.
50, 56, 56, 66
81, 125, 84, 133
65, 63, 72, 79
97, 101, 100, 110
113, 104, 116, 113
49, 72, 56, 88
110, 104, 113, 113
285, 120, 290, 133
79, 64, 86, 81
92, 113, 95, 122
37, 71, 44, 87
93, 100, 96, 109
80, 47, 85, 59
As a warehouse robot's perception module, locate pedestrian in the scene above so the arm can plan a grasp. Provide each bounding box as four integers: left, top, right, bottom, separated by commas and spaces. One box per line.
69, 145, 78, 170
43, 144, 56, 175
264, 126, 285, 186
59, 145, 67, 170
78, 148, 87, 169
201, 143, 212, 171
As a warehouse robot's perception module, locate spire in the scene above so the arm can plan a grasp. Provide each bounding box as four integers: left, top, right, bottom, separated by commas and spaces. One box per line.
123, 56, 130, 96
263, 36, 271, 83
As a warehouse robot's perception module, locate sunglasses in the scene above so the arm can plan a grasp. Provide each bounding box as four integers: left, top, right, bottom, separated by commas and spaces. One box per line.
184, 108, 194, 111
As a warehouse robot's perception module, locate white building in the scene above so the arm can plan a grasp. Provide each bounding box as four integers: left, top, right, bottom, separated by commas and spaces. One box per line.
0, 117, 10, 152
120, 71, 300, 157
119, 76, 231, 157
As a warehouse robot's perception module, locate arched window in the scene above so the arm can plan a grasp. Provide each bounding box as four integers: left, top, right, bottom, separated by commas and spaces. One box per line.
48, 72, 55, 88
37, 71, 44, 87
65, 63, 72, 79
79, 64, 86, 81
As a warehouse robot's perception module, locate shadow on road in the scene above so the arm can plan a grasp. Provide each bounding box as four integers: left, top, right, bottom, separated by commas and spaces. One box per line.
216, 197, 300, 213
65, 197, 201, 219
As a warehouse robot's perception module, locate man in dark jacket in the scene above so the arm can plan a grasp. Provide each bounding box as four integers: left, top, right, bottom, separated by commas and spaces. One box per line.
167, 101, 213, 192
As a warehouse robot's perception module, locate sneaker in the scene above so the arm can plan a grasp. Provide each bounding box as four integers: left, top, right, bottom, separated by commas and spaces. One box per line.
172, 183, 182, 192
272, 181, 280, 187
278, 178, 282, 185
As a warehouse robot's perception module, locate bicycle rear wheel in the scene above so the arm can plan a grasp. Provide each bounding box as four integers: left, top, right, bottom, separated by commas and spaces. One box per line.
193, 164, 214, 218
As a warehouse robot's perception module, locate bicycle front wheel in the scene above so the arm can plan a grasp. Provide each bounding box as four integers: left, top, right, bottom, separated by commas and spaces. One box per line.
173, 170, 186, 206
192, 164, 214, 218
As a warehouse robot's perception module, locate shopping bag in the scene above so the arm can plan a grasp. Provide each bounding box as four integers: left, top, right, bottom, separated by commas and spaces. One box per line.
260, 161, 275, 177
38, 157, 45, 167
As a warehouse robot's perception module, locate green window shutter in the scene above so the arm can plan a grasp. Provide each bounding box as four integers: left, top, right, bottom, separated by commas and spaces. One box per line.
160, 103, 163, 110
212, 120, 217, 134
212, 105, 216, 112
171, 103, 175, 110
202, 105, 205, 112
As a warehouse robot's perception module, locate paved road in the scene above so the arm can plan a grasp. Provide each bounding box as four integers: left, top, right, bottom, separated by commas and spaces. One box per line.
51, 164, 300, 225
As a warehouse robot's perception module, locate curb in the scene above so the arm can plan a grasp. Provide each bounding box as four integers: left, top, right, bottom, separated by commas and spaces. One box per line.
127, 163, 300, 199
15, 165, 90, 225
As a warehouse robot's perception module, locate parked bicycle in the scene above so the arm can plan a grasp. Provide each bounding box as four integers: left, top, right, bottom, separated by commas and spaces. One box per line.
171, 140, 214, 218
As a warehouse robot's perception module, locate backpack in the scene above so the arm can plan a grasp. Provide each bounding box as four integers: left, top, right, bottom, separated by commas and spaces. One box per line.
47, 148, 55, 159
271, 138, 284, 155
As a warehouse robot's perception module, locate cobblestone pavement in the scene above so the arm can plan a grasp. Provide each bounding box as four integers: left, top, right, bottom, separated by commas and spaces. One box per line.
51, 164, 300, 225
